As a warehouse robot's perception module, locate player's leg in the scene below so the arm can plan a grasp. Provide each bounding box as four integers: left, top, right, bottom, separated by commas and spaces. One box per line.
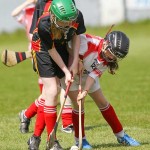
61, 76, 92, 149
28, 50, 64, 150
89, 88, 140, 146
68, 90, 92, 149
27, 97, 46, 150
19, 76, 44, 133
42, 77, 64, 150
19, 97, 39, 133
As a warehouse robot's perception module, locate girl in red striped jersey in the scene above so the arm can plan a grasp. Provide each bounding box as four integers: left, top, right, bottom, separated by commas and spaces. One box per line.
61, 31, 140, 148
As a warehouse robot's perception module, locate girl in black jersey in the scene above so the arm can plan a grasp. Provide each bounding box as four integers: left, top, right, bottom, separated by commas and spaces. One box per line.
28, 0, 87, 150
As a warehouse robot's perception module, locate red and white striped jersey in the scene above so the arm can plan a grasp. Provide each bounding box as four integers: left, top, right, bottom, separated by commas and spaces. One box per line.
79, 34, 108, 80
14, 4, 35, 41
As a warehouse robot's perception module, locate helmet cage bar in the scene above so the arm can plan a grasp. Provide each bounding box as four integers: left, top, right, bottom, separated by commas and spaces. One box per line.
52, 15, 71, 31
106, 39, 124, 60
102, 50, 115, 63
102, 45, 120, 62
110, 48, 126, 59
106, 46, 118, 61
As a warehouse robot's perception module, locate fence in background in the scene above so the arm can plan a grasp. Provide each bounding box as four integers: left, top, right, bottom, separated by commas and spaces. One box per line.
0, 0, 150, 32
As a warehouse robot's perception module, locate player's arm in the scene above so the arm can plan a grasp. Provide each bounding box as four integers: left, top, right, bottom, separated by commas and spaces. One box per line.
38, 20, 72, 85
48, 47, 72, 85
69, 34, 80, 77
11, 0, 36, 17
69, 10, 86, 76
48, 48, 70, 74
83, 76, 95, 92
77, 75, 95, 101
77, 68, 103, 101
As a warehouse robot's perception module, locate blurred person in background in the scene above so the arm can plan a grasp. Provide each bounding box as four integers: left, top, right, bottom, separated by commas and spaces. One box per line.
11, 0, 36, 49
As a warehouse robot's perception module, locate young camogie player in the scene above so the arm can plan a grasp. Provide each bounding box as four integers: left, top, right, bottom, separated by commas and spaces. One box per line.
24, 0, 89, 149
60, 31, 140, 149
12, 0, 74, 137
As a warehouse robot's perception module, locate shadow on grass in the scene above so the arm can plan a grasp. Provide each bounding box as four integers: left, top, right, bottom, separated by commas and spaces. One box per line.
92, 141, 149, 149
85, 123, 107, 131
93, 143, 121, 149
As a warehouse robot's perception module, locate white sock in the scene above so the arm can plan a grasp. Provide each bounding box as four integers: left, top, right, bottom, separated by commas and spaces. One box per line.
115, 130, 124, 138
75, 136, 86, 143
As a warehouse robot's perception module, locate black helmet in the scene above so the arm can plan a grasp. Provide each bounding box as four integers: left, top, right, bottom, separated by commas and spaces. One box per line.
105, 31, 130, 59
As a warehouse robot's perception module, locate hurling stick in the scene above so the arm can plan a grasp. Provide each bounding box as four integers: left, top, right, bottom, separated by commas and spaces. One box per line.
1, 49, 32, 67
47, 81, 72, 149
78, 72, 82, 150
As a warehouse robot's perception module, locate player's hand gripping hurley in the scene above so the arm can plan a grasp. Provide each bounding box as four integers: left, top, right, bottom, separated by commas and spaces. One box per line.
47, 81, 72, 149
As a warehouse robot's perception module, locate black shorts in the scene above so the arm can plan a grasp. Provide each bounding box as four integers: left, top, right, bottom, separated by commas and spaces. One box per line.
32, 46, 69, 79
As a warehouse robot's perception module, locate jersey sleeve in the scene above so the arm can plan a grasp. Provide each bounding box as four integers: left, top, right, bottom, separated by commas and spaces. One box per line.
75, 10, 86, 35
30, 0, 44, 34
38, 18, 54, 51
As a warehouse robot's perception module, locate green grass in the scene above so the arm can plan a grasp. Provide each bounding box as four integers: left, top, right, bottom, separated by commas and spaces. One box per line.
0, 21, 150, 150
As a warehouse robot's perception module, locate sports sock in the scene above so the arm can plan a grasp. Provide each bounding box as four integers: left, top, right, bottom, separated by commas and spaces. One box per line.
61, 105, 73, 128
72, 109, 85, 138
33, 98, 45, 137
44, 105, 57, 137
100, 103, 123, 134
74, 136, 86, 144
24, 99, 39, 119
115, 130, 124, 138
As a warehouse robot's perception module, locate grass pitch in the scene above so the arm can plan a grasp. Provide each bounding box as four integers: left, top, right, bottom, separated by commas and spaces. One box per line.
0, 21, 150, 150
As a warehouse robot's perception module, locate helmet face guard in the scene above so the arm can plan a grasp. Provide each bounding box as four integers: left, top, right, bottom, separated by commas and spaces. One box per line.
52, 15, 72, 31
52, 17, 70, 31
102, 44, 118, 62
104, 31, 130, 60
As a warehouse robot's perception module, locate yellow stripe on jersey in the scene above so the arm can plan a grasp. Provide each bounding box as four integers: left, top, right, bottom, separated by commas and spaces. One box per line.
32, 50, 40, 76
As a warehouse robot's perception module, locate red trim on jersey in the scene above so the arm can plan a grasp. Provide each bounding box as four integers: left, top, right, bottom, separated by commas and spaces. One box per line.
32, 39, 41, 52
86, 34, 102, 40
25, 7, 35, 15
71, 21, 79, 30
82, 34, 103, 59
79, 34, 108, 66
44, 0, 52, 12
79, 34, 102, 60
93, 69, 102, 78
31, 28, 41, 52
97, 39, 104, 61
36, 12, 50, 27
97, 39, 108, 65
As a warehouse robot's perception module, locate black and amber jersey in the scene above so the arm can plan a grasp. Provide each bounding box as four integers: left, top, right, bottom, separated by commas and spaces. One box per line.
30, 0, 77, 34
31, 11, 86, 52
